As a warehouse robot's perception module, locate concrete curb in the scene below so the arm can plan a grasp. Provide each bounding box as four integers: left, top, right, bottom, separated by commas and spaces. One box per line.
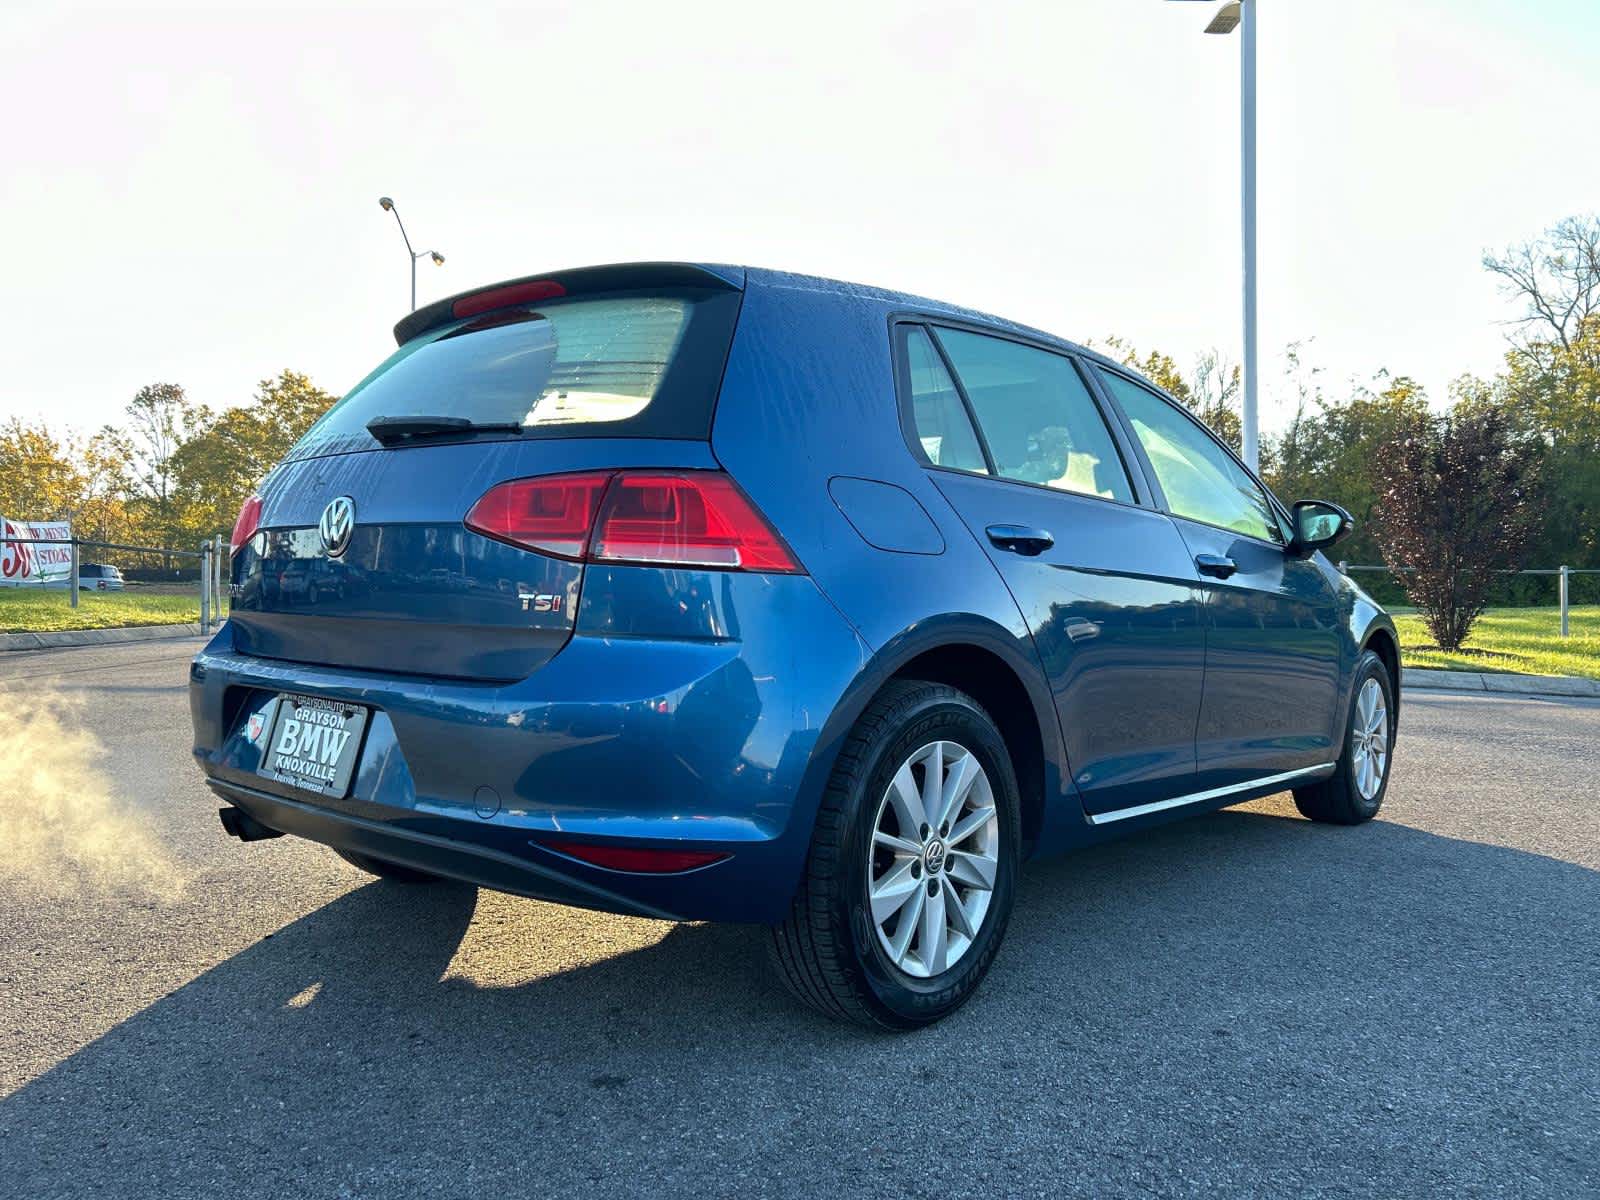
0, 622, 208, 652
1403, 665, 1600, 700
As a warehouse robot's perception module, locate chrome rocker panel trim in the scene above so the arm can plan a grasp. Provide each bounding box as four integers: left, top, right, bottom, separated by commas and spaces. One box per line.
1087, 763, 1336, 826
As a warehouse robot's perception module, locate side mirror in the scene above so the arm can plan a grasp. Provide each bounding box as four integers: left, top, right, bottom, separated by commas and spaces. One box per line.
1288, 500, 1352, 558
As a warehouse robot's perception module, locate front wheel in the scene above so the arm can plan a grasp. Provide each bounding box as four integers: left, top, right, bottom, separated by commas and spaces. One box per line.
770, 680, 1021, 1029
1294, 649, 1396, 824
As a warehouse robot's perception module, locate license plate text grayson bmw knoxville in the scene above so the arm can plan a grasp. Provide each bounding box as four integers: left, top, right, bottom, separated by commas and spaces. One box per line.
253, 694, 368, 798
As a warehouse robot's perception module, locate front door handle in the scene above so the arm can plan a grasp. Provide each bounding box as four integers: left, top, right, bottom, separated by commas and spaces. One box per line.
986, 524, 1054, 556
1195, 553, 1238, 579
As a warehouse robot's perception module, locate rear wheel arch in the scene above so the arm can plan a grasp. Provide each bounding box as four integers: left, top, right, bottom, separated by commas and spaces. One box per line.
882, 644, 1048, 854
778, 620, 1063, 913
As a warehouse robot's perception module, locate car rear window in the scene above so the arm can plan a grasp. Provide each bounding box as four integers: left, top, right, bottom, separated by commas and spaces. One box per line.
288, 288, 741, 460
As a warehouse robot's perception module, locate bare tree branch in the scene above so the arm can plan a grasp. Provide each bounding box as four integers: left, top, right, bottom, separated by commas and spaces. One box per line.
1484, 215, 1600, 369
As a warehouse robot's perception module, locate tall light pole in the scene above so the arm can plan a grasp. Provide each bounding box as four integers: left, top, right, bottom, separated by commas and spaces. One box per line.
1169, 0, 1259, 471
377, 196, 446, 311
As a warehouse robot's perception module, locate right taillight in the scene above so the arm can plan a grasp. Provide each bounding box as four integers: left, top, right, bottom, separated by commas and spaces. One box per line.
230, 494, 263, 556
465, 470, 802, 574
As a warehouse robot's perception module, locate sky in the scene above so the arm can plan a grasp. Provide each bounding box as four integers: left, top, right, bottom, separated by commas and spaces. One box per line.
4, 0, 1599, 440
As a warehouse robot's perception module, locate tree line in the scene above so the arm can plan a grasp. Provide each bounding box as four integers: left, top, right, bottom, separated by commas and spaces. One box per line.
0, 371, 338, 558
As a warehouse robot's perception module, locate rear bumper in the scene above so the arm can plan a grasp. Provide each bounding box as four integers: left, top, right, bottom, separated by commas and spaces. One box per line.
189, 572, 867, 923
208, 777, 689, 919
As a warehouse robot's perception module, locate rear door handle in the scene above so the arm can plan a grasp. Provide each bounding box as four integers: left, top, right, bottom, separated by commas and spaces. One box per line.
1194, 553, 1238, 579
985, 524, 1055, 556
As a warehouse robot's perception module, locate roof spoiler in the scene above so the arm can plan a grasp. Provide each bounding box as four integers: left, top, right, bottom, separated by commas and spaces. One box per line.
392, 261, 745, 346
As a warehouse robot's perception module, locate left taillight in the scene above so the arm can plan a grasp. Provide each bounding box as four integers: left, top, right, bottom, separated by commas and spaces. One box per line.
465, 470, 802, 574
230, 494, 263, 556
463, 471, 614, 561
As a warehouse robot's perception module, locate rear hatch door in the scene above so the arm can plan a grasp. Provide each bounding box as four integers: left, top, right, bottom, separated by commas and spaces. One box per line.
228, 266, 743, 682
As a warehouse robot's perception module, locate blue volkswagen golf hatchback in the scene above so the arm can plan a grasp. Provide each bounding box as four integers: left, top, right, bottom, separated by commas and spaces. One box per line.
191, 262, 1399, 1028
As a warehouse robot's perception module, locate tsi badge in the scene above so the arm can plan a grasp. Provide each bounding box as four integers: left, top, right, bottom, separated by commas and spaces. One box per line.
519, 592, 563, 614
319, 495, 355, 558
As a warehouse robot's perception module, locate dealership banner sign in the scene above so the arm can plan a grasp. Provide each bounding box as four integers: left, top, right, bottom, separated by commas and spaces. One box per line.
0, 517, 73, 586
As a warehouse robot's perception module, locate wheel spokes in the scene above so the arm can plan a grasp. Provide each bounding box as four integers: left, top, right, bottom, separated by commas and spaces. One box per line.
936, 749, 980, 831
946, 849, 996, 891
870, 858, 922, 923
888, 885, 924, 964
888, 762, 927, 834
873, 829, 921, 856
870, 739, 1000, 978
919, 883, 948, 975
948, 805, 996, 849
919, 742, 944, 831
944, 883, 978, 940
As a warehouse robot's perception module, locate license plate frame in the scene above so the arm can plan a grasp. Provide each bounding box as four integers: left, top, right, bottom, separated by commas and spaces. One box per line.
254, 693, 370, 799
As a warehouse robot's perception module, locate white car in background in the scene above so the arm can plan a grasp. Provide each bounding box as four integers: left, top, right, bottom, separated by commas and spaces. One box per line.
79, 563, 125, 591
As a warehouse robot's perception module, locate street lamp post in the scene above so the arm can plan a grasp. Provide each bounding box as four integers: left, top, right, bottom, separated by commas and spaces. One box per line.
377, 196, 446, 311
1170, 0, 1258, 471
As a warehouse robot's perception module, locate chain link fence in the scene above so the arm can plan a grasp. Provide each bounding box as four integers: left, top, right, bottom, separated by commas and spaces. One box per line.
0, 535, 230, 633
1338, 563, 1598, 637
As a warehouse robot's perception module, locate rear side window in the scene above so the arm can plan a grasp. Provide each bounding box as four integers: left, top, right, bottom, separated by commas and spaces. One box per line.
934, 329, 1134, 504
289, 289, 741, 459
903, 327, 988, 473
1097, 370, 1281, 542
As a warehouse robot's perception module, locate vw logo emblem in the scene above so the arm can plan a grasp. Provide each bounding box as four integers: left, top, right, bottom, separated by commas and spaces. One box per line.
319, 495, 355, 558
924, 839, 947, 875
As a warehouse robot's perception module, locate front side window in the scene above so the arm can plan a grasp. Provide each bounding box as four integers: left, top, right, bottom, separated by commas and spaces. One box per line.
934, 329, 1134, 504
1098, 370, 1281, 542
903, 327, 988, 473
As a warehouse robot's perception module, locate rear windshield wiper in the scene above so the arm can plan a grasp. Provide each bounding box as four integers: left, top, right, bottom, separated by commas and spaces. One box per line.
365, 414, 524, 445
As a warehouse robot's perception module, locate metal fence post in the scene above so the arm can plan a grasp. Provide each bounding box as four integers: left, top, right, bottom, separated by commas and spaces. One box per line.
69, 539, 79, 609
1338, 560, 1348, 577
214, 534, 226, 623
1559, 565, 1570, 639
200, 541, 211, 633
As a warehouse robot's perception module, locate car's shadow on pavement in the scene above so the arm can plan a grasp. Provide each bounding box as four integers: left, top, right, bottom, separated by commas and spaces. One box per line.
5, 807, 1598, 1198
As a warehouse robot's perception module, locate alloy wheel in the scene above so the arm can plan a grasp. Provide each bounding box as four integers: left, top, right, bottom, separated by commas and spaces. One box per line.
1351, 677, 1389, 801
867, 740, 999, 979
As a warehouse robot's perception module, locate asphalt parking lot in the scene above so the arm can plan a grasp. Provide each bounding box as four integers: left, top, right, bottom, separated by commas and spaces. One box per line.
1, 639, 1596, 1198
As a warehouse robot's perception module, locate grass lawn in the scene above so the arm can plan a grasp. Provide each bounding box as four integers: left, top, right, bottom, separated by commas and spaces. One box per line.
0, 589, 224, 633
1396, 606, 1600, 681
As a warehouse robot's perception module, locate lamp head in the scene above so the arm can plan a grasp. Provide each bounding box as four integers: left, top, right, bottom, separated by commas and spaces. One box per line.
430, 251, 445, 266
378, 196, 394, 211
1204, 1, 1241, 33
